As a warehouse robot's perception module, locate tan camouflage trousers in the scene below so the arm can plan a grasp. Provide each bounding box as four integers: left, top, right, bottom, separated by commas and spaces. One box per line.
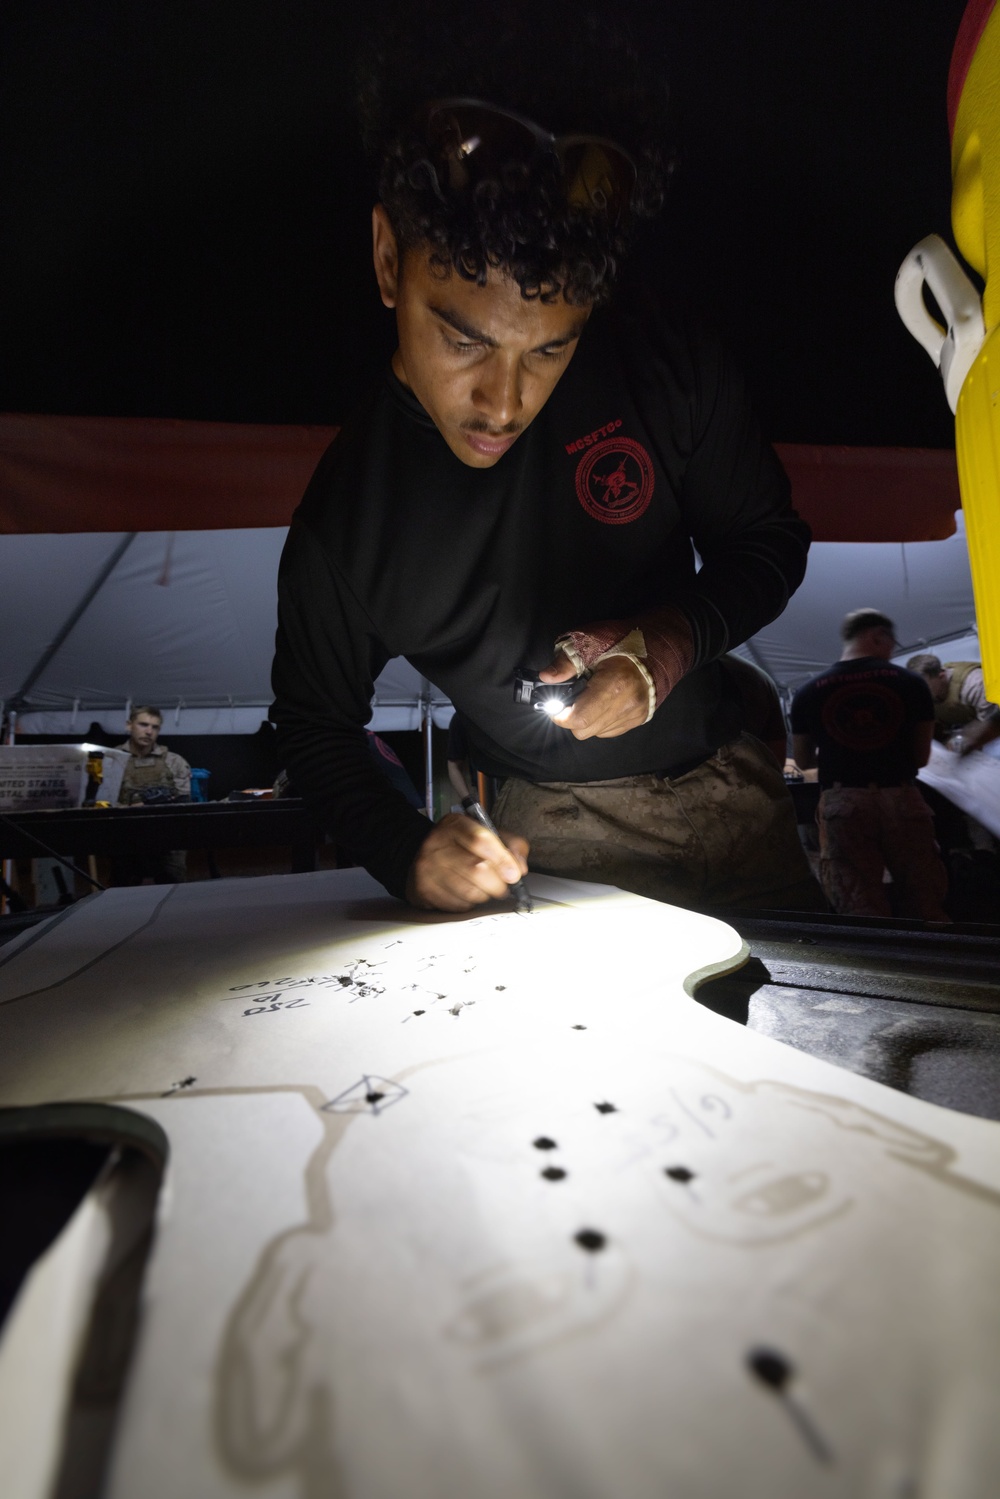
817, 785, 949, 921
492, 732, 825, 913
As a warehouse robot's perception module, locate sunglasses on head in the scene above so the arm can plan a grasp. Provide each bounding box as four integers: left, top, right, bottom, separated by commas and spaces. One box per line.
420, 97, 637, 221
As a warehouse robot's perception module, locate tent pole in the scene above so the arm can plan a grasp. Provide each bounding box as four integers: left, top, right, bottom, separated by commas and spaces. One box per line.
423, 696, 434, 820
8, 532, 138, 712
1, 710, 14, 912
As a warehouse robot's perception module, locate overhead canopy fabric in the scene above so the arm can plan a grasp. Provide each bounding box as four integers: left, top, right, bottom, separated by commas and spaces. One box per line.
733, 510, 978, 692
0, 413, 960, 543
0, 529, 453, 734
1, 518, 978, 734
734, 506, 977, 686
0, 414, 974, 735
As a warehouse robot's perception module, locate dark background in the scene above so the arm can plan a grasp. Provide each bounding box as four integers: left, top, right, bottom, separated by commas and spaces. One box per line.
0, 0, 970, 449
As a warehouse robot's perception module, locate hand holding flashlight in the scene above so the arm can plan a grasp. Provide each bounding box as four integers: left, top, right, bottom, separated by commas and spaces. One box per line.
534, 650, 651, 739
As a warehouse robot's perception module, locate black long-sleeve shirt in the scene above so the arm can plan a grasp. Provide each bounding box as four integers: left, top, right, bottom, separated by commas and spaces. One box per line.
271, 282, 810, 897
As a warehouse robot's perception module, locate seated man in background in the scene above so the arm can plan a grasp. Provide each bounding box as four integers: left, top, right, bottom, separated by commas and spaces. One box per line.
791, 610, 949, 921
905, 652, 1000, 754
114, 705, 191, 884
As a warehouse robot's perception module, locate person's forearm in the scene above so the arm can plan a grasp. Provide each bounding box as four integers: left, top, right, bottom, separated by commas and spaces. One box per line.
554, 511, 809, 722
959, 670, 996, 721
270, 518, 435, 895
675, 514, 811, 667
275, 717, 432, 898
555, 605, 693, 719
955, 716, 1000, 754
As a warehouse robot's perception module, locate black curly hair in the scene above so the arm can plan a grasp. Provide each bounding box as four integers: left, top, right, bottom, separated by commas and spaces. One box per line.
356, 0, 673, 306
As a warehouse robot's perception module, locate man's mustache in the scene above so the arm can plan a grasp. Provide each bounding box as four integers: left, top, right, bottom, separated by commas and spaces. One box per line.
461, 420, 524, 436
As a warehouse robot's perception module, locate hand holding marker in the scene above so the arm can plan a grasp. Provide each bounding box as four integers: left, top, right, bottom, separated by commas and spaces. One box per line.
461, 795, 533, 913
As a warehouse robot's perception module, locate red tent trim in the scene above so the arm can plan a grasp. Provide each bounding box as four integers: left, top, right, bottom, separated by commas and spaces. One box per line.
0, 413, 336, 535
0, 414, 959, 543
773, 443, 959, 542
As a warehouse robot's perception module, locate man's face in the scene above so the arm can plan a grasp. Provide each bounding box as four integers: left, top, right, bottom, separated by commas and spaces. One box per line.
372, 206, 591, 469
128, 713, 161, 754
926, 670, 951, 702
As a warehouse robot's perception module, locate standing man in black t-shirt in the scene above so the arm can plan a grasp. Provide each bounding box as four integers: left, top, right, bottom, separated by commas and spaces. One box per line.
790, 609, 948, 920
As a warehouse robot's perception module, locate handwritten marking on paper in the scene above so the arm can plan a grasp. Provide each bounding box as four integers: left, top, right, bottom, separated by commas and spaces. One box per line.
668, 1087, 732, 1140
161, 1075, 197, 1096
228, 958, 387, 999
229, 960, 392, 1014
242, 994, 312, 1017
228, 976, 336, 992
225, 920, 534, 1026
322, 1075, 408, 1116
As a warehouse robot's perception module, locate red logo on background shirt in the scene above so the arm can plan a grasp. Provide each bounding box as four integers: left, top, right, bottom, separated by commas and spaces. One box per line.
820, 682, 905, 750
575, 436, 655, 525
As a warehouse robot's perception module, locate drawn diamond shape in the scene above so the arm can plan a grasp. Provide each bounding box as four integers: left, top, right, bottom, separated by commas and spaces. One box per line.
322, 1074, 409, 1116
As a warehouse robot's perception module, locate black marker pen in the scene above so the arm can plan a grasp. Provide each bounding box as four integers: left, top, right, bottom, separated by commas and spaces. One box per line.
461, 794, 533, 914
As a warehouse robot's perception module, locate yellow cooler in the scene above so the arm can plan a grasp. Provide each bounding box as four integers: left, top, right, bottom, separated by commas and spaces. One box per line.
895, 0, 1000, 702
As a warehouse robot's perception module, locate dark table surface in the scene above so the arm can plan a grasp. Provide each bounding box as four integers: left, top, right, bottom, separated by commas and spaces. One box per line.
0, 798, 321, 872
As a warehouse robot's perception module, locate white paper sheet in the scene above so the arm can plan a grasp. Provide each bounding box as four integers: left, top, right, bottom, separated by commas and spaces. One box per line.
1, 870, 998, 1499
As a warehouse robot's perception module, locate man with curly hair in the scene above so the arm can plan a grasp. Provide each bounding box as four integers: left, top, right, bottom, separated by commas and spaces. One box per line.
271, 6, 821, 914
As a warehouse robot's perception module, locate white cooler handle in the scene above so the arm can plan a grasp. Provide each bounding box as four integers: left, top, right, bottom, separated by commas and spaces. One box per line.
894, 233, 985, 412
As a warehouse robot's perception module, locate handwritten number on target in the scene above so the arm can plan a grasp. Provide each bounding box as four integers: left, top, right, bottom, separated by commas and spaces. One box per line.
242, 992, 312, 1016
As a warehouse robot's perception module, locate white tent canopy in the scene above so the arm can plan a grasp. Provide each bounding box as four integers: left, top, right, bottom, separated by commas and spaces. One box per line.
1, 529, 453, 735
732, 510, 979, 695
1, 514, 980, 737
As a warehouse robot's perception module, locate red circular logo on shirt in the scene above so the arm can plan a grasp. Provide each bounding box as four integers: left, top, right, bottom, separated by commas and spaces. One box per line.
820, 682, 905, 750
575, 437, 655, 525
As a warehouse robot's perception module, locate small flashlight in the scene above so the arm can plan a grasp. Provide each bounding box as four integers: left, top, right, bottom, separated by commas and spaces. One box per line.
513, 666, 591, 716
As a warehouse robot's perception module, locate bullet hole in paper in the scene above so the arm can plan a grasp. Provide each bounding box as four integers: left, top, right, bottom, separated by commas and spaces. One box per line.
533, 1136, 557, 1151
365, 1091, 385, 1106
665, 1166, 695, 1183
574, 1229, 607, 1253
746, 1347, 833, 1465
413, 1010, 425, 1016
541, 1166, 567, 1181
571, 1024, 587, 1031
747, 1348, 792, 1390
594, 1101, 617, 1114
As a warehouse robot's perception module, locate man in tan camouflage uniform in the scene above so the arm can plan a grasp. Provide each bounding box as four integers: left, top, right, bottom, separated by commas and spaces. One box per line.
114, 705, 191, 883
905, 654, 1000, 754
